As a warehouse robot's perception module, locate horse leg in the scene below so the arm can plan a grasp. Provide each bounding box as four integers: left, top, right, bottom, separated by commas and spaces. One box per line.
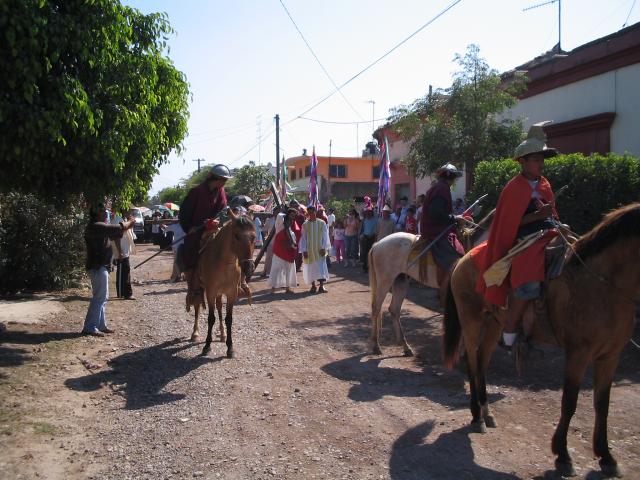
216, 295, 225, 342
389, 275, 413, 356
202, 292, 217, 355
191, 303, 200, 342
225, 302, 234, 358
592, 353, 623, 478
463, 327, 485, 433
477, 319, 502, 429
551, 348, 589, 477
369, 282, 387, 356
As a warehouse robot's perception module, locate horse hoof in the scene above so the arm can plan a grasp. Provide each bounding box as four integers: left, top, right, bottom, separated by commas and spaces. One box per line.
403, 347, 414, 357
372, 345, 382, 355
226, 350, 234, 359
190, 333, 199, 342
219, 336, 226, 343
470, 420, 487, 434
555, 459, 576, 477
484, 415, 498, 428
201, 345, 211, 356
600, 461, 622, 478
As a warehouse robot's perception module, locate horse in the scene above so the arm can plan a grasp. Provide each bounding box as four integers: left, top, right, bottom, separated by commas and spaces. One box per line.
368, 209, 494, 357
443, 203, 640, 478
187, 213, 256, 358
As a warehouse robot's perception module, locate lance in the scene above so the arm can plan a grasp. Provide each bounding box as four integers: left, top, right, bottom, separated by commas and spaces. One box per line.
249, 182, 284, 281
407, 193, 488, 269
133, 208, 229, 270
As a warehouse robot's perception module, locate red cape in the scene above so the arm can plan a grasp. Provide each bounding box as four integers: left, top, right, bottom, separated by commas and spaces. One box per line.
470, 174, 556, 306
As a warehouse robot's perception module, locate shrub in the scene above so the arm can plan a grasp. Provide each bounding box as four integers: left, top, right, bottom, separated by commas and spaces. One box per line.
467, 153, 640, 234
0, 193, 86, 294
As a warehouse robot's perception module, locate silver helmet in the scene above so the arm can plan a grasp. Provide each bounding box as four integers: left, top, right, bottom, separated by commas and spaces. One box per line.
436, 163, 463, 178
208, 164, 233, 180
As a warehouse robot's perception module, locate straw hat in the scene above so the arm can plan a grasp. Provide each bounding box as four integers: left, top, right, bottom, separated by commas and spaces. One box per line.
382, 205, 392, 212
513, 121, 558, 159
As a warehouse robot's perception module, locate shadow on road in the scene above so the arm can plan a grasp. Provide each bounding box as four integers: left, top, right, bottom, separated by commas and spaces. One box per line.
389, 420, 519, 480
65, 338, 220, 410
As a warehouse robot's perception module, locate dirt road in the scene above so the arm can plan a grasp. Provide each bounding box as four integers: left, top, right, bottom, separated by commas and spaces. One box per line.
1, 244, 639, 479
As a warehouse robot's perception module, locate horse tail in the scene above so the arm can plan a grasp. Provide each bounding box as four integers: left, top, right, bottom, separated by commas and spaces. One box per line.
368, 244, 377, 312
442, 275, 461, 370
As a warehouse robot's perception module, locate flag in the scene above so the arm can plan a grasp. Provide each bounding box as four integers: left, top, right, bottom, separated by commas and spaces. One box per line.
308, 146, 318, 208
377, 136, 391, 215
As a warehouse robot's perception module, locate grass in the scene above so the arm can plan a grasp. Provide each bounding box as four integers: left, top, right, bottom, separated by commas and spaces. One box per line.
31, 421, 57, 435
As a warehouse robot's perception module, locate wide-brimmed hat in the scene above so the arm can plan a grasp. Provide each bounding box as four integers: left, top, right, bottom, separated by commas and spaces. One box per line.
514, 121, 558, 159
382, 205, 392, 212
436, 163, 463, 178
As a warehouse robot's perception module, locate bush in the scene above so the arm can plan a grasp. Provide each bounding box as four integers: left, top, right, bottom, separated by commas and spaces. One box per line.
324, 198, 354, 222
0, 193, 86, 294
467, 153, 640, 233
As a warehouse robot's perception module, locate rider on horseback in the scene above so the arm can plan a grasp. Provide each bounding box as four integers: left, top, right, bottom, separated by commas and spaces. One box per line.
179, 164, 232, 305
472, 122, 559, 350
419, 163, 466, 302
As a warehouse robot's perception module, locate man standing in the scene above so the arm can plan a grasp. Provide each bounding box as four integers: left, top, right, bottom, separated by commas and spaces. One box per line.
179, 164, 231, 301
299, 205, 330, 293
359, 207, 378, 273
375, 205, 394, 241
111, 210, 136, 299
420, 163, 465, 304
391, 205, 405, 232
83, 204, 135, 336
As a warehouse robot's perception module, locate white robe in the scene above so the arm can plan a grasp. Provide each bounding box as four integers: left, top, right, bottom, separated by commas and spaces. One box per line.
299, 219, 330, 284
267, 214, 298, 289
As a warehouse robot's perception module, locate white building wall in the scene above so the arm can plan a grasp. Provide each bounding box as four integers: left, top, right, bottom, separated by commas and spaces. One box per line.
501, 63, 640, 157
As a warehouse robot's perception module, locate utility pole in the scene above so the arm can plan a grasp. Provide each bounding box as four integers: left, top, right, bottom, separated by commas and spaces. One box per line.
275, 114, 280, 186
523, 0, 562, 51
192, 158, 203, 173
327, 139, 332, 198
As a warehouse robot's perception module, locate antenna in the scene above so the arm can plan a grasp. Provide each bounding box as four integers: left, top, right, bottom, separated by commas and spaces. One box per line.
523, 0, 562, 52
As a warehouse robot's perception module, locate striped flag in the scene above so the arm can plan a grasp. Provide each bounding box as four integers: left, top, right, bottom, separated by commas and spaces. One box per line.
308, 146, 318, 208
377, 136, 391, 215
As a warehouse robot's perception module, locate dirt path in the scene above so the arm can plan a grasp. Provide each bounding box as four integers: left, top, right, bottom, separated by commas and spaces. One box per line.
1, 245, 639, 479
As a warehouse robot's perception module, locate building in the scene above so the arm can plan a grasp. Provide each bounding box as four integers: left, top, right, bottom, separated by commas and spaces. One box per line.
501, 22, 640, 157
285, 149, 381, 202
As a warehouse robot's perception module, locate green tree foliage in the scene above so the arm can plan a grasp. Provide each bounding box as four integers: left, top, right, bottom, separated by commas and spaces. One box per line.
0, 0, 190, 208
324, 198, 353, 221
468, 153, 640, 233
158, 185, 187, 205
389, 45, 525, 180
0, 193, 86, 293
224, 163, 274, 200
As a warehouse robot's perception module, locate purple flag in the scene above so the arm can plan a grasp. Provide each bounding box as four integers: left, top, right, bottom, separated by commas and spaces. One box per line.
377, 136, 391, 215
308, 146, 318, 208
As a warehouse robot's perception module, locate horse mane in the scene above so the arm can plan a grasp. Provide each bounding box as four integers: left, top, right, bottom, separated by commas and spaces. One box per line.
569, 203, 640, 266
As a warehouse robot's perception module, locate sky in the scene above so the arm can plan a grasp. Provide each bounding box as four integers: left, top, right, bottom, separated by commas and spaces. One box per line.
123, 0, 640, 194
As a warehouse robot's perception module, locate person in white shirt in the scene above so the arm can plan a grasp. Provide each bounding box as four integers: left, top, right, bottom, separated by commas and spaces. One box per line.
111, 211, 137, 299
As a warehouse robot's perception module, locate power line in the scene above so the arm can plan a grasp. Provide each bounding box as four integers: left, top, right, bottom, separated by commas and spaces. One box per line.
298, 115, 389, 125
623, 0, 637, 26
284, 0, 463, 125
278, 0, 365, 121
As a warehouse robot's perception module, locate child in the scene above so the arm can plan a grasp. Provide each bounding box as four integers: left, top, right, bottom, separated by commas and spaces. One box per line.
405, 206, 418, 234
333, 220, 346, 265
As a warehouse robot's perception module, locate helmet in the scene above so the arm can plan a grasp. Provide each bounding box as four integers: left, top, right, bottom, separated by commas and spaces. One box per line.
436, 163, 463, 178
513, 121, 558, 159
208, 164, 233, 180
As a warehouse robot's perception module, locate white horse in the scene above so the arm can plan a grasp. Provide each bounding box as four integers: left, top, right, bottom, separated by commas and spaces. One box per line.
368, 212, 493, 356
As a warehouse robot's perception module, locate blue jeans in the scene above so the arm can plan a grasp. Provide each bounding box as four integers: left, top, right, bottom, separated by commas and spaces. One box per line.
83, 266, 109, 333
345, 235, 358, 260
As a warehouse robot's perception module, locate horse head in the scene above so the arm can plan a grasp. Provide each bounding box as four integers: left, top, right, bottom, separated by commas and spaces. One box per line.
229, 214, 256, 276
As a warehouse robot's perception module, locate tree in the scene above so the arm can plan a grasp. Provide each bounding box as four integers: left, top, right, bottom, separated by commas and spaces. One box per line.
0, 0, 190, 209
391, 45, 525, 187
224, 162, 274, 200
158, 185, 187, 205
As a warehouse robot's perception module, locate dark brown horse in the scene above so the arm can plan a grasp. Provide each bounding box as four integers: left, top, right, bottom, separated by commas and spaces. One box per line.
189, 213, 256, 358
443, 203, 640, 478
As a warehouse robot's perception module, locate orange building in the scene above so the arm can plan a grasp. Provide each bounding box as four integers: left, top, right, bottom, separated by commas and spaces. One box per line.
286, 150, 381, 201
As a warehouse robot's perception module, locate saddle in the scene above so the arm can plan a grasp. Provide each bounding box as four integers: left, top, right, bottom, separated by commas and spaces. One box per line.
407, 236, 436, 284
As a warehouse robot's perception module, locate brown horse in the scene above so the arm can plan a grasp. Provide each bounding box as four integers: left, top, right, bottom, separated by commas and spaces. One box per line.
443, 203, 640, 478
188, 213, 256, 358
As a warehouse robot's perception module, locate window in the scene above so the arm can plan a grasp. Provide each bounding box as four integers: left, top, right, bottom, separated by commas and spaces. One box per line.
304, 165, 311, 177
290, 169, 296, 181
329, 164, 347, 178
372, 165, 380, 179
